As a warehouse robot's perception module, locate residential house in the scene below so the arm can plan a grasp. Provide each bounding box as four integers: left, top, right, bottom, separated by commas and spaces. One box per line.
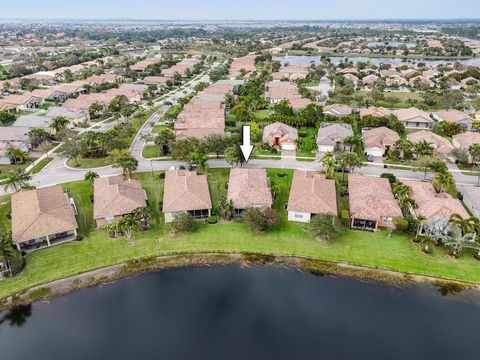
316, 123, 353, 153
407, 130, 454, 157
394, 107, 434, 130
93, 175, 147, 228
362, 74, 379, 89
0, 92, 42, 111
362, 126, 400, 157
0, 127, 30, 164
386, 74, 408, 87
262, 122, 298, 151
140, 76, 169, 88
404, 180, 469, 230
11, 186, 78, 251
227, 168, 273, 217
452, 132, 480, 162
348, 174, 403, 231
45, 106, 89, 125
287, 170, 337, 223
433, 109, 474, 131
359, 106, 391, 118
323, 104, 353, 118
162, 170, 212, 223
174, 82, 228, 139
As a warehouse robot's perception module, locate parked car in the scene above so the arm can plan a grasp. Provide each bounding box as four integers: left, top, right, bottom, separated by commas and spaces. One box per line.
367, 154, 374, 162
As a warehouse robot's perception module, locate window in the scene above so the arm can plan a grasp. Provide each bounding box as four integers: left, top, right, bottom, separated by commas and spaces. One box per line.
383, 217, 392, 223
294, 213, 304, 219
105, 215, 115, 223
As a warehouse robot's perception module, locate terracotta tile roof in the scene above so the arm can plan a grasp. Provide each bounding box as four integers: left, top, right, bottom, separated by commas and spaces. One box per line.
316, 123, 353, 146
362, 126, 400, 148
162, 170, 212, 213
407, 130, 453, 155
323, 104, 353, 116
287, 170, 337, 214
348, 174, 403, 221
93, 175, 147, 219
395, 107, 433, 124
453, 131, 480, 149
174, 82, 227, 139
229, 55, 257, 78
359, 106, 391, 118
11, 186, 78, 244
434, 109, 473, 123
262, 122, 298, 146
227, 168, 273, 209
404, 180, 469, 220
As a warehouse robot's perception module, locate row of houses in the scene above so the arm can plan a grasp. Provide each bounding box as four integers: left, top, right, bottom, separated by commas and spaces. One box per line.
325, 104, 478, 130
174, 81, 232, 139
265, 80, 312, 109
229, 55, 257, 79
161, 57, 200, 78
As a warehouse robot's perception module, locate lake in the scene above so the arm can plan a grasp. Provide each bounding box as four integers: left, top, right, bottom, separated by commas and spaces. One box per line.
367, 41, 416, 48
274, 55, 480, 67
1, 265, 480, 360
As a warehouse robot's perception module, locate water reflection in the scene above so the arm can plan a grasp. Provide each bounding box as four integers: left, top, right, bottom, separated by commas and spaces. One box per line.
0, 304, 32, 327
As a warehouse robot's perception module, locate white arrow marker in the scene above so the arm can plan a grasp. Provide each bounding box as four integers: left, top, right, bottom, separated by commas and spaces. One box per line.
240, 125, 254, 162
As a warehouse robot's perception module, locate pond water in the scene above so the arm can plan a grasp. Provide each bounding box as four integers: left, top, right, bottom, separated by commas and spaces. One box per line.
367, 41, 416, 48
275, 55, 480, 67
1, 265, 480, 360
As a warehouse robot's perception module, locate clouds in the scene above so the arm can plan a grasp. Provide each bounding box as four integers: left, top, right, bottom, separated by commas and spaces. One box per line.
0, 0, 478, 20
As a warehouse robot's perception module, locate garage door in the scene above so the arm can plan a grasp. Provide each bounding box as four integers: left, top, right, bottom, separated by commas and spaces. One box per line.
282, 144, 296, 151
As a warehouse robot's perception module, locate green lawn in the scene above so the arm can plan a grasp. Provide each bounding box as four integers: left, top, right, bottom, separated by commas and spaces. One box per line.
29, 158, 53, 174
296, 127, 317, 158
66, 156, 111, 169
0, 158, 37, 180
0, 169, 479, 299
142, 145, 161, 159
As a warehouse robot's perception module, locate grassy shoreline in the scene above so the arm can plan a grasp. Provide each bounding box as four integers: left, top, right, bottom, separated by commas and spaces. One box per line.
0, 169, 479, 302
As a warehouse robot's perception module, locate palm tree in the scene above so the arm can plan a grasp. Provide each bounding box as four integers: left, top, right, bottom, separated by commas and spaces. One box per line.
321, 151, 337, 179
413, 140, 434, 158
434, 171, 454, 193
392, 182, 412, 199
50, 116, 70, 133
337, 151, 363, 183
271, 184, 279, 200
36, 140, 52, 159
84, 171, 99, 186
2, 170, 32, 193
443, 228, 479, 257
118, 214, 139, 242
343, 135, 363, 154
5, 148, 28, 165
449, 214, 479, 235
399, 196, 417, 214
393, 139, 413, 160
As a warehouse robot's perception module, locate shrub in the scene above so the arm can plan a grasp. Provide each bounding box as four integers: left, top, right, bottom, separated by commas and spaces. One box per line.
158, 173, 165, 179
305, 213, 342, 242
341, 209, 350, 226
8, 250, 26, 276
298, 128, 308, 137
243, 207, 279, 233
171, 213, 196, 233
380, 173, 397, 184
276, 172, 286, 178
225, 120, 237, 127
207, 215, 218, 224
393, 218, 409, 232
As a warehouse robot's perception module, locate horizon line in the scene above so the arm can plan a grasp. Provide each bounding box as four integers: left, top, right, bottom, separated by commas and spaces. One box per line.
0, 17, 479, 22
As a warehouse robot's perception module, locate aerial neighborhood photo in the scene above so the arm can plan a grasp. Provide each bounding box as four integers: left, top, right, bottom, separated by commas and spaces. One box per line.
1, 0, 480, 358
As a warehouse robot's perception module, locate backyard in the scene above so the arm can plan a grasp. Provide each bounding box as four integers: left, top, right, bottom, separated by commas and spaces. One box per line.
0, 168, 479, 299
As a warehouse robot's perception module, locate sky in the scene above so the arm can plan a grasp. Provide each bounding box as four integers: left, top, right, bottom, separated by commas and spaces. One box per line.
0, 0, 479, 20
